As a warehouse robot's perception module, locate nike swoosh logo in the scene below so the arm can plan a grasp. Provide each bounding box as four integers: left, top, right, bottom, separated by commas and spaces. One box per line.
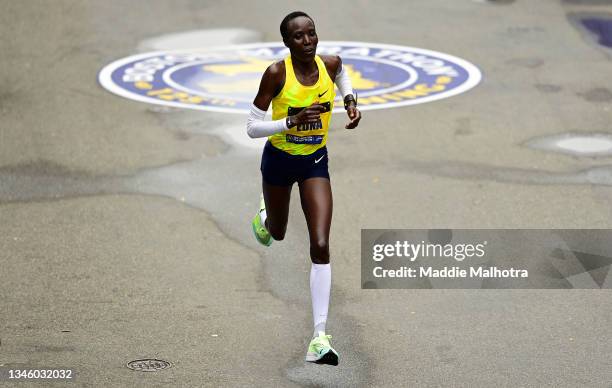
314, 155, 326, 163
318, 90, 328, 98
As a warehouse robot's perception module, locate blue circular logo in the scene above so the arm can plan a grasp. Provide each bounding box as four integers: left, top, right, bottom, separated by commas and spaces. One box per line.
98, 41, 482, 114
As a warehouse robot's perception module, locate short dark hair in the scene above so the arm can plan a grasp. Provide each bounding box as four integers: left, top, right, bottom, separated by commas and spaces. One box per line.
280, 11, 314, 40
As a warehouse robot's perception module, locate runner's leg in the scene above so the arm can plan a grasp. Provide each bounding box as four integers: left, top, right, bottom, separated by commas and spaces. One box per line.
299, 177, 333, 336
298, 177, 332, 264
263, 180, 292, 241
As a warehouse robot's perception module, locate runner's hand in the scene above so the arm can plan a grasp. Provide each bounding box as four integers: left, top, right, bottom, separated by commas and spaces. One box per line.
345, 105, 361, 129
294, 104, 325, 124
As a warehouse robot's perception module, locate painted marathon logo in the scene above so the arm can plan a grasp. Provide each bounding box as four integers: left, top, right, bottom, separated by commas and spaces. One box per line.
98, 42, 482, 114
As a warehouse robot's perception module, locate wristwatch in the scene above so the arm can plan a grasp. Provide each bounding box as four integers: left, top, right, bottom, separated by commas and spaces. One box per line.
286, 116, 295, 128
344, 92, 358, 110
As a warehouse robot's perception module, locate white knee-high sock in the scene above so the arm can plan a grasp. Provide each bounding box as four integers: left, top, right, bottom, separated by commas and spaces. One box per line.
310, 263, 331, 337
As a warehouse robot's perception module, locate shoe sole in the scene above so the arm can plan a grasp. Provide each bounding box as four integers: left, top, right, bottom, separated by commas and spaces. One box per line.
306, 350, 338, 366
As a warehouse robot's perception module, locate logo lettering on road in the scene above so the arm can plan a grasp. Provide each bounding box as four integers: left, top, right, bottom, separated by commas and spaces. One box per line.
99, 42, 482, 114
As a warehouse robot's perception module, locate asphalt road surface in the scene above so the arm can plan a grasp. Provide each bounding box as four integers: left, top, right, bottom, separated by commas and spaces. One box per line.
1, 1, 612, 387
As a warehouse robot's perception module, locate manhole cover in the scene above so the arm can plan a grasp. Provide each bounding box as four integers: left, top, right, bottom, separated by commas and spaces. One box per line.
126, 359, 171, 372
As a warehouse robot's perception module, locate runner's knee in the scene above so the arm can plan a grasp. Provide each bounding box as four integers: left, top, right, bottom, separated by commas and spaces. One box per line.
310, 239, 330, 264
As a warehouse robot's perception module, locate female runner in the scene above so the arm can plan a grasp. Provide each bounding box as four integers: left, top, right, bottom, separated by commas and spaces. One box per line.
246, 11, 361, 366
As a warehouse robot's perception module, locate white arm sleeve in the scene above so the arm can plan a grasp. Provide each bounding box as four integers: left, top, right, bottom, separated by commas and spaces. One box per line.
335, 64, 353, 99
246, 104, 288, 138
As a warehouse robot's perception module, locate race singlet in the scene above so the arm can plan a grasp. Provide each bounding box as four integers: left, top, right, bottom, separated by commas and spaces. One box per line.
269, 55, 336, 155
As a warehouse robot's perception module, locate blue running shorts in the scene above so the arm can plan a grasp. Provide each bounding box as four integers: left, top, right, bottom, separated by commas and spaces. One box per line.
260, 141, 330, 186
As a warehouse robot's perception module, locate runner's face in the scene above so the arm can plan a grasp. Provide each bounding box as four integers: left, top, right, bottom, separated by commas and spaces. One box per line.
285, 16, 318, 61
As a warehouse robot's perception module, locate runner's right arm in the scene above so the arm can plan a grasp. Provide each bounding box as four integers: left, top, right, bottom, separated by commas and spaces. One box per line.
247, 62, 287, 138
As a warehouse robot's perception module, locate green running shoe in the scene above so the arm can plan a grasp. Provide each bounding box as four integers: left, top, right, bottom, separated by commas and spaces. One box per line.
252, 195, 272, 246
305, 332, 338, 366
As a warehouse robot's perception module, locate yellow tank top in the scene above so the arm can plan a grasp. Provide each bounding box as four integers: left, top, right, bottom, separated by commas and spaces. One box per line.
270, 55, 335, 155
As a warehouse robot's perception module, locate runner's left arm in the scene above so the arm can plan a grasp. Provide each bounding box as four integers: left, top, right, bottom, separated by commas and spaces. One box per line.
334, 57, 361, 129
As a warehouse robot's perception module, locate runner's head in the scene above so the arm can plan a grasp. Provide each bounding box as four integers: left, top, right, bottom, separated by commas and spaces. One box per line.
280, 11, 318, 61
